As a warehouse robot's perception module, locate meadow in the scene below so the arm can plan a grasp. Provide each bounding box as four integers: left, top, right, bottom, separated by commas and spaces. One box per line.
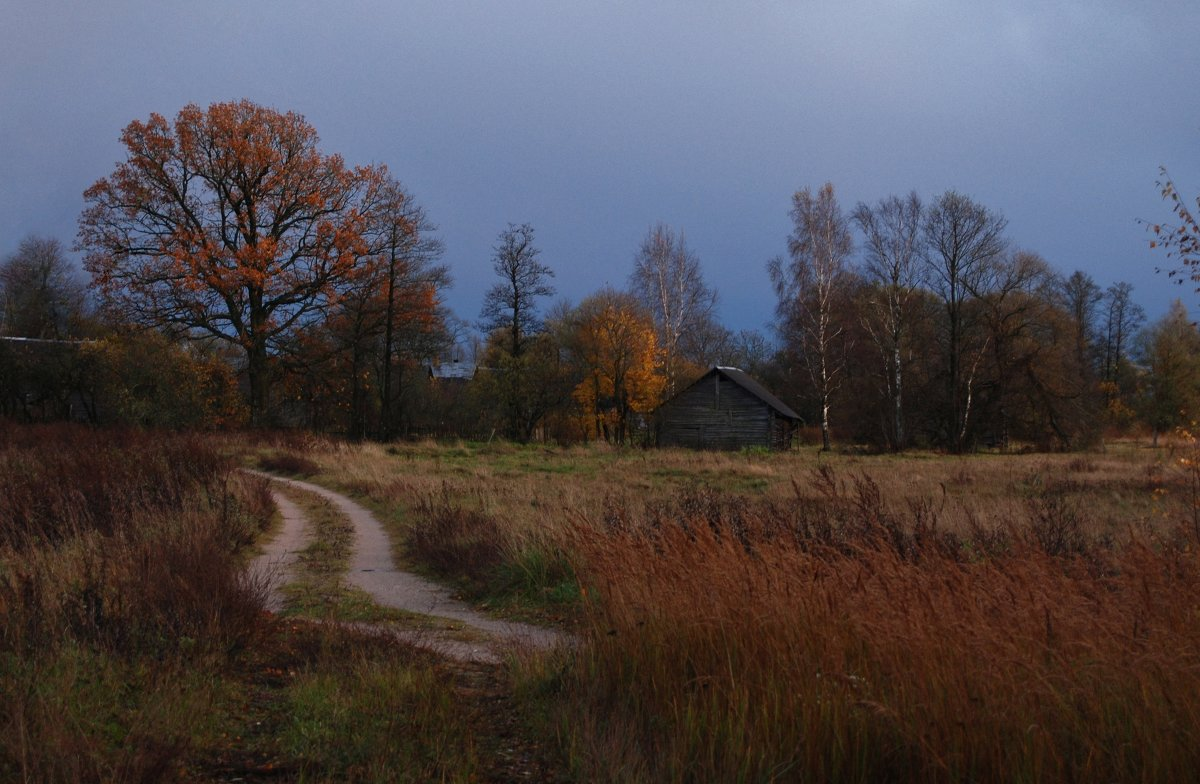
255, 436, 1200, 782
5, 426, 1199, 782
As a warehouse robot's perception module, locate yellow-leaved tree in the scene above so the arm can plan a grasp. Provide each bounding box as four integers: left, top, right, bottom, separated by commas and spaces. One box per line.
567, 289, 665, 445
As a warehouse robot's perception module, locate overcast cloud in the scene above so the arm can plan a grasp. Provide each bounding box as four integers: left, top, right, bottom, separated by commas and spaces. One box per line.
2, 0, 1198, 334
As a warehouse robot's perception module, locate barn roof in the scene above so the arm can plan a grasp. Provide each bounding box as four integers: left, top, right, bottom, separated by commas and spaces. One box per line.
713, 366, 800, 420
427, 359, 477, 380
666, 366, 801, 421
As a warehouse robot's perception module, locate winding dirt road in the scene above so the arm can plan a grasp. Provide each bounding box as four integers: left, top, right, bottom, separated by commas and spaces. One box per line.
247, 471, 567, 664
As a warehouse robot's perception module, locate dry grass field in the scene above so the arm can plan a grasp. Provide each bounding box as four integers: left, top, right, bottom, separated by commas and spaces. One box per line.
252, 435, 1200, 782
0, 424, 272, 780
5, 426, 1198, 781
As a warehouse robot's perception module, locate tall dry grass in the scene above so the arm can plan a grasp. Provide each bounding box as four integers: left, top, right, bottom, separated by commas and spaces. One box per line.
247, 436, 1200, 778
558, 471, 1200, 782
0, 423, 273, 782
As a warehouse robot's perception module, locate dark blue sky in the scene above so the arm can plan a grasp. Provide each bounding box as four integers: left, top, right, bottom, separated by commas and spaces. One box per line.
3, 1, 1199, 334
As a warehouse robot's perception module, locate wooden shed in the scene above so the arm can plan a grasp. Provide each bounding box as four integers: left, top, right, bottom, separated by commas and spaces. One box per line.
654, 366, 800, 450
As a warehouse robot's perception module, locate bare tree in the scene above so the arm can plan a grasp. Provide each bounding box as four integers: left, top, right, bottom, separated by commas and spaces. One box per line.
769, 183, 854, 451
968, 249, 1056, 448
922, 190, 1008, 451
628, 223, 718, 394
1099, 281, 1146, 424
1101, 282, 1145, 385
1, 236, 88, 339
367, 178, 449, 439
852, 192, 924, 449
479, 223, 555, 358
478, 223, 556, 440
718, 328, 776, 379
1058, 270, 1103, 375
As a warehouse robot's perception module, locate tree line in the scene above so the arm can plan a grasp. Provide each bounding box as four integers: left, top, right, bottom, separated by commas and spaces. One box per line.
764, 183, 1196, 452
2, 99, 1198, 449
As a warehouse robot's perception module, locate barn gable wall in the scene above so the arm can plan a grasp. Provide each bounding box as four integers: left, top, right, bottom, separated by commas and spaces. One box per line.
657, 372, 775, 449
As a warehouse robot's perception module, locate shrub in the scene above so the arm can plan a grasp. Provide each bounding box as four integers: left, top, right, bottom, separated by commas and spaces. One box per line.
257, 450, 322, 477
409, 487, 509, 593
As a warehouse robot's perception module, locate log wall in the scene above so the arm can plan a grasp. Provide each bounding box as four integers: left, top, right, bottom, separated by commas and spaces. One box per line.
657, 372, 785, 450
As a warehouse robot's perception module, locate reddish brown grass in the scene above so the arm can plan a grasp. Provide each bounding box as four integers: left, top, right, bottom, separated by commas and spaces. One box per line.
560, 475, 1200, 782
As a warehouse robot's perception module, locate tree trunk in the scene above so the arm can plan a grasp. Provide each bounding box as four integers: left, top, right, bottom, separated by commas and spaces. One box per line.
349, 343, 367, 441
380, 244, 397, 441
892, 342, 904, 450
247, 293, 272, 427
948, 299, 962, 452
247, 340, 270, 427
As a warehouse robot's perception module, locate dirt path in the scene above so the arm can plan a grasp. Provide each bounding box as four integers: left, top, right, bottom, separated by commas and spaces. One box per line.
248, 490, 309, 612
246, 470, 568, 663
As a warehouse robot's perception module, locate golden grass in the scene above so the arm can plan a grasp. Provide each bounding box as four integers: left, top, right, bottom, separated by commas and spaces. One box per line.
247, 435, 1200, 781
253, 437, 1187, 550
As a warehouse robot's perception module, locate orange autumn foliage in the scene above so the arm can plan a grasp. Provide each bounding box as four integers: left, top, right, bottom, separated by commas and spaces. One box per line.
79, 99, 389, 424
569, 289, 665, 444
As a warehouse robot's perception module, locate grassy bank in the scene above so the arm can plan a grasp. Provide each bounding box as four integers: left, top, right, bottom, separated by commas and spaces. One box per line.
0, 424, 271, 781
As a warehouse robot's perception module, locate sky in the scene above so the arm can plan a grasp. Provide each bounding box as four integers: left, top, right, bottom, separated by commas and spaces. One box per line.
2, 0, 1199, 337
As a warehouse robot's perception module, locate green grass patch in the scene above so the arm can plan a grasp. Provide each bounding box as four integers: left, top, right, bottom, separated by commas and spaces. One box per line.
282, 657, 477, 782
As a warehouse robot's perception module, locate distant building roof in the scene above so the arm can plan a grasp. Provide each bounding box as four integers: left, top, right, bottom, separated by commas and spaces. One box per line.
427, 359, 477, 380
0, 335, 92, 345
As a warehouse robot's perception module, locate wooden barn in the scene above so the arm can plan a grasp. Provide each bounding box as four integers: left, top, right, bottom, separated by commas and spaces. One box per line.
655, 366, 800, 450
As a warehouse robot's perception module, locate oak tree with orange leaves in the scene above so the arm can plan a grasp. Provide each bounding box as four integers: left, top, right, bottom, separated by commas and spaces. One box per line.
78, 99, 386, 424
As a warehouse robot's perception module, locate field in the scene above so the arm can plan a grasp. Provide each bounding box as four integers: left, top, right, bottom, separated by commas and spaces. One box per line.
255, 436, 1200, 782
5, 427, 1200, 781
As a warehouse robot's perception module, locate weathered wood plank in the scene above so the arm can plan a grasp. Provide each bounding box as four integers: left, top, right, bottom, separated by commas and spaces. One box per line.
655, 367, 796, 450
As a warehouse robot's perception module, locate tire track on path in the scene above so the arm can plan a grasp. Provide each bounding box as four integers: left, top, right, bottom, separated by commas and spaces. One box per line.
248, 489, 309, 613
245, 470, 568, 663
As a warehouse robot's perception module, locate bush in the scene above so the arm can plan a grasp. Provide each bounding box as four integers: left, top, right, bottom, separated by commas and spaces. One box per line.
257, 450, 322, 477
409, 487, 509, 593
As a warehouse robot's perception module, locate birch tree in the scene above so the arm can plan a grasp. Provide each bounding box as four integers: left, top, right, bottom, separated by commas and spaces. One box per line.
852, 192, 924, 449
769, 183, 854, 451
628, 223, 718, 394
